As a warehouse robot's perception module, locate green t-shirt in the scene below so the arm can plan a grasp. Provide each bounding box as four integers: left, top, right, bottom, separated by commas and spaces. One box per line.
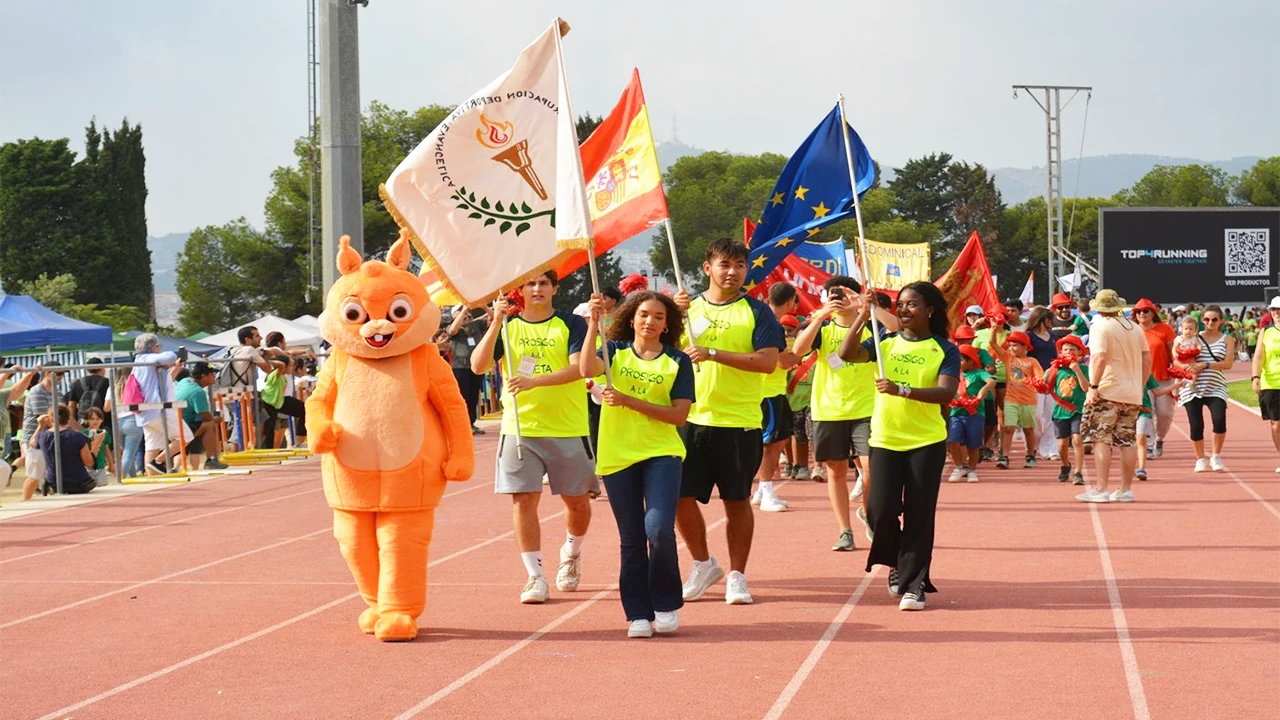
175, 377, 210, 426
787, 362, 813, 412
971, 329, 1006, 382
1049, 364, 1090, 420
951, 369, 994, 418
865, 334, 962, 451
594, 341, 695, 476
81, 428, 110, 469
1071, 315, 1090, 336
810, 321, 875, 422
1138, 374, 1159, 418
681, 294, 785, 428
494, 311, 588, 438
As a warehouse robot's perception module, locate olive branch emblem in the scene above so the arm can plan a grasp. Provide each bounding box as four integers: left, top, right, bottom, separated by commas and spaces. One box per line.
452, 186, 555, 236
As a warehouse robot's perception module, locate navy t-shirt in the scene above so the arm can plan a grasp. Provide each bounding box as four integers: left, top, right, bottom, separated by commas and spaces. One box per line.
36, 429, 95, 493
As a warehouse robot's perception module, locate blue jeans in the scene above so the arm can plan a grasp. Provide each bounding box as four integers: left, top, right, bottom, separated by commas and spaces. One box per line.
603, 455, 684, 621
119, 417, 144, 478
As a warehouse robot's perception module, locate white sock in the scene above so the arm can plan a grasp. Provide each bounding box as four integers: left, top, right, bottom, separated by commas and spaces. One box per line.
760, 480, 775, 493
521, 551, 543, 578
563, 533, 583, 557
695, 557, 716, 570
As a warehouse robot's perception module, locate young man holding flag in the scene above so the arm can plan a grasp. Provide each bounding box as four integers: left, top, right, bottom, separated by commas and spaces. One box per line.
673, 239, 785, 605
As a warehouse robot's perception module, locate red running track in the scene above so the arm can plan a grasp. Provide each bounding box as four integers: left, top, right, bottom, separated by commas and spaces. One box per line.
1, 403, 1277, 720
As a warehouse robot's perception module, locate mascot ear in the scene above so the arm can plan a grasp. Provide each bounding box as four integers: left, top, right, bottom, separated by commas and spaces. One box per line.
337, 235, 363, 275
387, 230, 412, 270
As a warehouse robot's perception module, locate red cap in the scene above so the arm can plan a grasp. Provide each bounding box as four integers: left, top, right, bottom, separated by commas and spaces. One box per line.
1056, 334, 1088, 355
1006, 331, 1032, 348
1051, 293, 1073, 309
953, 324, 976, 340
1132, 298, 1159, 313
780, 314, 800, 328
958, 344, 982, 365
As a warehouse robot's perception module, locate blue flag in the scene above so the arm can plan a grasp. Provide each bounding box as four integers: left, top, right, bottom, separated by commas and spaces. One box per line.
744, 105, 874, 290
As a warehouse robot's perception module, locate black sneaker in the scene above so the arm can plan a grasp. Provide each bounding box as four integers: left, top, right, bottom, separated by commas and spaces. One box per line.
996, 455, 1009, 469
887, 568, 902, 597
1071, 472, 1085, 486
148, 459, 169, 475
204, 458, 229, 470
1057, 465, 1071, 483
471, 426, 486, 436
979, 447, 994, 463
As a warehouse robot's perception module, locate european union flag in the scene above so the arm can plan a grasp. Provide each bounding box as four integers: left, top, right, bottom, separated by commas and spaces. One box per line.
744, 104, 875, 289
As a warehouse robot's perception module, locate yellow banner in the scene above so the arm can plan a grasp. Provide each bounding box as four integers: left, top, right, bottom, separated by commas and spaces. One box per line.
858, 239, 931, 292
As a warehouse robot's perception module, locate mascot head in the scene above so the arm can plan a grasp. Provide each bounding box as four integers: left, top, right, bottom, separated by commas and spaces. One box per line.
319, 232, 440, 359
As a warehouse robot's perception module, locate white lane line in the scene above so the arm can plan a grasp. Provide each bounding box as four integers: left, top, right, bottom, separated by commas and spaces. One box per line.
0, 487, 322, 566
1, 528, 330, 629
1169, 423, 1280, 521
393, 515, 733, 718
762, 568, 879, 720
1227, 397, 1261, 417
1089, 504, 1152, 720
29, 506, 568, 718
34, 592, 360, 720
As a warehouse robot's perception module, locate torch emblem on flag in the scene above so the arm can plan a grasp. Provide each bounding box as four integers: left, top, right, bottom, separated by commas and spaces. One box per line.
476, 114, 548, 201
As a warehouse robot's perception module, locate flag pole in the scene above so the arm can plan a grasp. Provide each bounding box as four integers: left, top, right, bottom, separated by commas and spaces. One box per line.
662, 218, 685, 293
497, 306, 524, 460
836, 94, 885, 379
553, 18, 612, 389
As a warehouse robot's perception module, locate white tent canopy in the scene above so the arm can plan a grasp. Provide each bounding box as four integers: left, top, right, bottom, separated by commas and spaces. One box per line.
293, 314, 320, 330
200, 314, 323, 348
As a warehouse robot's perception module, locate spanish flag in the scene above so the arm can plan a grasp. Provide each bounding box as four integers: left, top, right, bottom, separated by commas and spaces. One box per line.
554, 69, 669, 278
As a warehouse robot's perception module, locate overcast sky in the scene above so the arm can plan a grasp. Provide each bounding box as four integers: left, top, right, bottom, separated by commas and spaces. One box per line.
2, 0, 1277, 236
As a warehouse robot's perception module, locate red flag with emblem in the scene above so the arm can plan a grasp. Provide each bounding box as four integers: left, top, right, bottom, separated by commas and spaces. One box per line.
933, 231, 1000, 330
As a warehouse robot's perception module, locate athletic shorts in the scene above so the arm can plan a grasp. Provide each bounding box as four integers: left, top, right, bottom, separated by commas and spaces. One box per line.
142, 411, 194, 452
947, 413, 984, 449
495, 435, 595, 496
1004, 402, 1037, 429
1081, 398, 1140, 448
761, 395, 794, 445
792, 407, 811, 444
1135, 415, 1156, 438
679, 423, 761, 504
812, 418, 871, 463
1053, 415, 1082, 439
984, 395, 998, 427
1261, 389, 1280, 421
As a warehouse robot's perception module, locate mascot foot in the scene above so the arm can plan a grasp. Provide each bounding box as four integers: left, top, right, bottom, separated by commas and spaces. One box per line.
358, 607, 380, 634
374, 612, 418, 642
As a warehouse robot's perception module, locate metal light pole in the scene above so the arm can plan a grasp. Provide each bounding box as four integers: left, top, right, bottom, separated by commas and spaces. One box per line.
321, 0, 365, 293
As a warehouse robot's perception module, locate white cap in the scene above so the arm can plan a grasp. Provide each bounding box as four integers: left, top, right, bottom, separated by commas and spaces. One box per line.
1269, 297, 1280, 310
965, 304, 984, 316
1173, 305, 1186, 312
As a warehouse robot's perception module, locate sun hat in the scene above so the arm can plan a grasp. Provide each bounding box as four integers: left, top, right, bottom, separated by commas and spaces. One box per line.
1091, 289, 1127, 314
1006, 331, 1032, 348
1056, 335, 1088, 355
1132, 298, 1159, 314
958, 345, 982, 365
779, 314, 800, 328
1173, 304, 1186, 312
953, 325, 976, 340
964, 304, 984, 316
1269, 297, 1280, 310
1051, 293, 1073, 309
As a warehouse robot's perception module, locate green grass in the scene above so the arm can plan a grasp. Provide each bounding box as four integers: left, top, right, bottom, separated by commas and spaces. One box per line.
1227, 379, 1259, 408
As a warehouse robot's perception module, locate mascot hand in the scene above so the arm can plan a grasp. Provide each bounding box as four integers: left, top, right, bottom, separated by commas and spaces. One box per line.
312, 421, 345, 454
442, 454, 474, 482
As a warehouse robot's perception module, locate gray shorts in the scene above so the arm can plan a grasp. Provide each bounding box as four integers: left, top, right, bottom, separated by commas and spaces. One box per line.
495, 435, 596, 496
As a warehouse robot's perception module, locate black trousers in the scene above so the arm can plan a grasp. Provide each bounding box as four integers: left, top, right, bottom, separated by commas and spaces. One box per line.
1183, 396, 1227, 441
453, 368, 482, 426
260, 396, 306, 449
865, 442, 947, 596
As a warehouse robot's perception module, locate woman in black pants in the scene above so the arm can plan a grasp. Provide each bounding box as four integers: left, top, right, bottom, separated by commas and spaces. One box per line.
839, 282, 960, 611
1175, 306, 1235, 472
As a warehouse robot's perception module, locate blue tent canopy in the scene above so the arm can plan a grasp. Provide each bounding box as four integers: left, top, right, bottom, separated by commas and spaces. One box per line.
0, 295, 114, 351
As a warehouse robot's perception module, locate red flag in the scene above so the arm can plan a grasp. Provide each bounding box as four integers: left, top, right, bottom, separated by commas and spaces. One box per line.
744, 217, 832, 315
554, 69, 669, 279
934, 231, 1000, 330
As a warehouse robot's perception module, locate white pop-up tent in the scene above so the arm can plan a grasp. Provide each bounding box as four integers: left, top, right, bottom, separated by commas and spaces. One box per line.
200, 314, 323, 348
293, 314, 320, 331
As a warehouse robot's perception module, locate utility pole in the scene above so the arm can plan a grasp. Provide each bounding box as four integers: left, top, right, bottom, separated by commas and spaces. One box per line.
306, 0, 319, 304
1013, 84, 1092, 297
321, 0, 366, 294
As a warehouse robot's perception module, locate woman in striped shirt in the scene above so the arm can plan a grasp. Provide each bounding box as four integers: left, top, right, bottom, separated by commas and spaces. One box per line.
1175, 306, 1236, 473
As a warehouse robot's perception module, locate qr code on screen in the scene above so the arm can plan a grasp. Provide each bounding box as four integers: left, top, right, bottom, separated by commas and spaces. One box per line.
1225, 229, 1270, 277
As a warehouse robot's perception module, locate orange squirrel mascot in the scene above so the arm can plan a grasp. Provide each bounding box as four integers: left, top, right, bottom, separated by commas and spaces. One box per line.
307, 233, 474, 641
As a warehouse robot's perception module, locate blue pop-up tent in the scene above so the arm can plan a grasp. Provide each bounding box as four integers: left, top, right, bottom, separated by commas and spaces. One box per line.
0, 295, 114, 351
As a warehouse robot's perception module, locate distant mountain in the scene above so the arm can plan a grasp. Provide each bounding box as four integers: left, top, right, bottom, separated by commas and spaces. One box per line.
990, 154, 1261, 204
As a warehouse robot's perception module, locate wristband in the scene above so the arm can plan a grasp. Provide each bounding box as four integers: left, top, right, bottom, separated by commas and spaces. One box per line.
1253, 375, 1261, 380
897, 383, 911, 397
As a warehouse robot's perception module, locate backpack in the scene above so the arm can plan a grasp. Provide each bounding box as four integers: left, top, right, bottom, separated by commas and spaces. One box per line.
121, 374, 145, 406
75, 376, 109, 420
216, 352, 257, 391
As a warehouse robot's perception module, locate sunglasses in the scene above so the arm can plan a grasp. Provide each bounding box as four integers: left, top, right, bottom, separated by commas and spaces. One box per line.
1203, 317, 1221, 322
1133, 309, 1152, 314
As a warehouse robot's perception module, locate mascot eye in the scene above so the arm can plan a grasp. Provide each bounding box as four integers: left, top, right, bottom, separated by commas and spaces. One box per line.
387, 298, 414, 322
341, 301, 368, 323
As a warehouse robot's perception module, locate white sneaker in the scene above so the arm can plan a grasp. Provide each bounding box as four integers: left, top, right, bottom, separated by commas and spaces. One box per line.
724, 570, 754, 605
760, 491, 788, 512
653, 611, 679, 634
966, 470, 980, 483
851, 478, 864, 500
1109, 490, 1135, 503
812, 466, 825, 482
948, 467, 966, 483
1075, 488, 1111, 503
555, 547, 581, 592
1210, 455, 1226, 472
682, 557, 725, 601
750, 487, 763, 505
794, 467, 811, 481
520, 575, 549, 604
628, 619, 653, 638
1194, 458, 1209, 473
898, 591, 926, 611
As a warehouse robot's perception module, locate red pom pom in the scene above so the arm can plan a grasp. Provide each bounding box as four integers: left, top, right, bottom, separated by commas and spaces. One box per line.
504, 288, 525, 316
1026, 376, 1051, 395
1166, 364, 1196, 381
986, 309, 1007, 327
949, 394, 982, 415
619, 273, 649, 296
1175, 346, 1200, 363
